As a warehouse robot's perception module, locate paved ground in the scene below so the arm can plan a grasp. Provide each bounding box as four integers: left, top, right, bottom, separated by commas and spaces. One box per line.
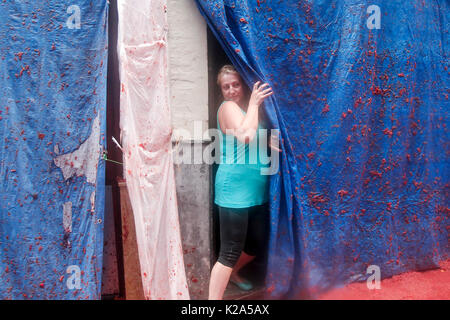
225, 259, 449, 300
318, 259, 449, 300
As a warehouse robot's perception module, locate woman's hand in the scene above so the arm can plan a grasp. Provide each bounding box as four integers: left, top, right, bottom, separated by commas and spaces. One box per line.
269, 130, 281, 152
249, 81, 273, 107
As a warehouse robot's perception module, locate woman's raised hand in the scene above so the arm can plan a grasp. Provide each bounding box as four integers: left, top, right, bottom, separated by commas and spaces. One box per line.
249, 81, 273, 107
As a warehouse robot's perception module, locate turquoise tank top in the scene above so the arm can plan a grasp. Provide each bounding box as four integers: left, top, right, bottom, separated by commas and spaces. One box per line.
214, 102, 270, 208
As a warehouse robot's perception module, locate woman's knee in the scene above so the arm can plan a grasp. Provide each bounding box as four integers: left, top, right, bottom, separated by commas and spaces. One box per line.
217, 248, 242, 268
217, 206, 249, 268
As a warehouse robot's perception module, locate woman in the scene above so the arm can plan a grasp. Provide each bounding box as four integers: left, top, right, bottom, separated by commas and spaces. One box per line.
209, 65, 275, 300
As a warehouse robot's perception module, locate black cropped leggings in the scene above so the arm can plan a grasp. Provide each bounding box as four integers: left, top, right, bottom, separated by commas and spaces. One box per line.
217, 203, 269, 268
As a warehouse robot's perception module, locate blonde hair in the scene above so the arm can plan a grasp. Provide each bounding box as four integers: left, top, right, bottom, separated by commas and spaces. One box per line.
217, 64, 239, 86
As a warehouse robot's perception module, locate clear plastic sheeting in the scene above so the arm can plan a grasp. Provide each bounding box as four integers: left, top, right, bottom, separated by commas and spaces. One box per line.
117, 0, 189, 300
0, 1, 108, 299
195, 0, 449, 298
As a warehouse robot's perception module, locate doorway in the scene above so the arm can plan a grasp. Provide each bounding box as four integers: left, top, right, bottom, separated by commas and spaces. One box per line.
207, 27, 269, 298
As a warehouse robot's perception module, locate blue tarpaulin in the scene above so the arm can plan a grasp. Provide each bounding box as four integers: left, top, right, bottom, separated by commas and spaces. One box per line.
196, 0, 449, 298
0, 1, 108, 299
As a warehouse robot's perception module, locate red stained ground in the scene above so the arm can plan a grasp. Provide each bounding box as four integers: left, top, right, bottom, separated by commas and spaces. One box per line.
318, 259, 450, 300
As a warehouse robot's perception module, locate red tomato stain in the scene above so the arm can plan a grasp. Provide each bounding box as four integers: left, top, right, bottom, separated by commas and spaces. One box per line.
266, 284, 275, 294
337, 190, 349, 198
383, 128, 393, 137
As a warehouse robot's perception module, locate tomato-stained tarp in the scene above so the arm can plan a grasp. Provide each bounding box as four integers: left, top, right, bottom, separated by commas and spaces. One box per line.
0, 1, 108, 299
117, 0, 189, 299
195, 0, 449, 298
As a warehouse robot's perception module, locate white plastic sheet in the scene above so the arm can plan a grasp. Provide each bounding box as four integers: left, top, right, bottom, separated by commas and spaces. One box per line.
117, 0, 189, 300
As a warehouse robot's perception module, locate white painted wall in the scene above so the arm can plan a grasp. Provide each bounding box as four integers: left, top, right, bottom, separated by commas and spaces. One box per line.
167, 0, 208, 142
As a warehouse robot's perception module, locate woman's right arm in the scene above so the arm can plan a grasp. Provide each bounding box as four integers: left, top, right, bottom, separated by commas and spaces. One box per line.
219, 82, 272, 144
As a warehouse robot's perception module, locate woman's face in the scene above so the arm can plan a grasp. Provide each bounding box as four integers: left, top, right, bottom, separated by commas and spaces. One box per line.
219, 73, 244, 105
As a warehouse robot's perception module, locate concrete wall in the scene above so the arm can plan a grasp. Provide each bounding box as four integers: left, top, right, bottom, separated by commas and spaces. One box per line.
167, 0, 211, 300
168, 0, 209, 141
